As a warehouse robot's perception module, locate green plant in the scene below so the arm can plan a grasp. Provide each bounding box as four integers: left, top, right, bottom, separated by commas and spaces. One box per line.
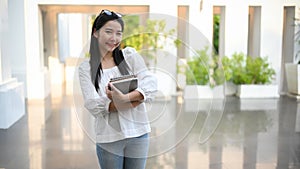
213, 15, 220, 55
222, 53, 276, 85
185, 47, 226, 87
122, 19, 179, 67
210, 54, 226, 86
186, 49, 210, 85
221, 56, 233, 82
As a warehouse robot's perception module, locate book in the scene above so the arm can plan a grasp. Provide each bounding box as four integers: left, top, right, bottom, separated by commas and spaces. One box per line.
108, 75, 138, 94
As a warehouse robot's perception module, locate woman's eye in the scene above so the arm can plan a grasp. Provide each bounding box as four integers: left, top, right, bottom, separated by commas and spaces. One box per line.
105, 31, 112, 34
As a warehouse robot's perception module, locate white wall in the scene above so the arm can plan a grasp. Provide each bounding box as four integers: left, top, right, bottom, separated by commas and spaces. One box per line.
0, 0, 25, 129
260, 1, 284, 84
225, 1, 249, 55
25, 0, 51, 99
17, 0, 300, 98
58, 13, 84, 61
0, 0, 11, 82
7, 0, 28, 91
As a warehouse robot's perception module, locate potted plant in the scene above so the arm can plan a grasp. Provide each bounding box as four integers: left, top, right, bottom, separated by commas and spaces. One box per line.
122, 18, 180, 98
183, 47, 225, 99
221, 55, 237, 95
222, 52, 278, 98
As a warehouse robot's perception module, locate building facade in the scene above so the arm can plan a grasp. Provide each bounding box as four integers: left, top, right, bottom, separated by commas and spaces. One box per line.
0, 0, 300, 128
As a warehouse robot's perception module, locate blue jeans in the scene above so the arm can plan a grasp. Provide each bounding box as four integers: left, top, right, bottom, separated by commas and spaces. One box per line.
96, 133, 149, 169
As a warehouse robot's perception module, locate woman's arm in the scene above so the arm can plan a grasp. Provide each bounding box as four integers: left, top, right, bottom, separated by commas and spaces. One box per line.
106, 83, 144, 102
106, 84, 143, 112
105, 84, 143, 112
79, 60, 111, 117
127, 90, 144, 102
108, 100, 141, 112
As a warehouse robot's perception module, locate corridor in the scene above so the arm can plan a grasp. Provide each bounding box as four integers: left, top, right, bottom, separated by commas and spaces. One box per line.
0, 89, 299, 169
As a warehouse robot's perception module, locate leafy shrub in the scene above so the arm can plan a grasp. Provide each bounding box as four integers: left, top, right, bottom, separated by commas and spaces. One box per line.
210, 55, 226, 86
121, 19, 178, 60
185, 47, 226, 86
186, 49, 210, 85
222, 53, 276, 85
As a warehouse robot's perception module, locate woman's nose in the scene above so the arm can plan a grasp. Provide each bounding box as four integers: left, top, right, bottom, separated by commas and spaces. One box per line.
110, 33, 118, 41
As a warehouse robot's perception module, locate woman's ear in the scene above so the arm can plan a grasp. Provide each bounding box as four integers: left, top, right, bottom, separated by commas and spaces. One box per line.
93, 29, 99, 38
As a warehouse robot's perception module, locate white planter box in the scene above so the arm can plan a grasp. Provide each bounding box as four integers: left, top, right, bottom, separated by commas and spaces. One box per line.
225, 82, 237, 96
236, 84, 279, 98
184, 85, 225, 99
285, 63, 300, 95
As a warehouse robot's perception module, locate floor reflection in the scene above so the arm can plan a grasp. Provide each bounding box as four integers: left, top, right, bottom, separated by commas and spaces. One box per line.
0, 92, 299, 169
27, 97, 51, 169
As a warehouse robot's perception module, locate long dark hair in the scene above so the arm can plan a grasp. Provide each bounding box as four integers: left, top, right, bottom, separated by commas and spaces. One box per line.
89, 10, 130, 92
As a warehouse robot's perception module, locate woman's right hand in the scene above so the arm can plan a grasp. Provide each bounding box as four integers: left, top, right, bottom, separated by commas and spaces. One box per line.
106, 83, 128, 102
106, 83, 142, 112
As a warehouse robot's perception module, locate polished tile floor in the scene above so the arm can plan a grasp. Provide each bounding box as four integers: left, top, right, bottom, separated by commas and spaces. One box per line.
0, 88, 300, 169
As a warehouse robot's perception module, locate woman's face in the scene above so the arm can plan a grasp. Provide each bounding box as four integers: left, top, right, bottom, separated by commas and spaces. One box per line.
93, 20, 123, 54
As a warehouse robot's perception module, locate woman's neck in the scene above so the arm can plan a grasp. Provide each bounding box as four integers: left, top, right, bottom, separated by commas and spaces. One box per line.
101, 51, 116, 69
102, 52, 112, 60
100, 50, 112, 59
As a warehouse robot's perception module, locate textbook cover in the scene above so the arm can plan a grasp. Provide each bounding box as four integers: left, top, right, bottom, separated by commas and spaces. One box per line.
108, 75, 138, 94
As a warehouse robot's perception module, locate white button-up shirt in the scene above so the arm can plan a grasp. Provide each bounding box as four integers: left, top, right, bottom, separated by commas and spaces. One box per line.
78, 47, 157, 143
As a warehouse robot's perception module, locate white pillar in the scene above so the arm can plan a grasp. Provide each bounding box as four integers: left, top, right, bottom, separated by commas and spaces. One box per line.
224, 1, 249, 56
190, 0, 213, 49
261, 1, 284, 85
0, 44, 2, 83
0, 0, 25, 129
0, 0, 11, 82
25, 0, 50, 99
188, 0, 216, 56
148, 3, 178, 97
7, 0, 27, 86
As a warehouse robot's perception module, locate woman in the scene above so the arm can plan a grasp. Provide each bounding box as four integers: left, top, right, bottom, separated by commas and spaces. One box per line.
78, 9, 157, 169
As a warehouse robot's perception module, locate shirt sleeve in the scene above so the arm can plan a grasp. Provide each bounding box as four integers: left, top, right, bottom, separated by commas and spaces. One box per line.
78, 60, 111, 117
123, 47, 158, 102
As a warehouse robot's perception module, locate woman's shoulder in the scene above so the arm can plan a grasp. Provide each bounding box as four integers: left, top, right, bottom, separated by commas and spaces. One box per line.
122, 47, 143, 64
122, 46, 138, 56
78, 59, 90, 72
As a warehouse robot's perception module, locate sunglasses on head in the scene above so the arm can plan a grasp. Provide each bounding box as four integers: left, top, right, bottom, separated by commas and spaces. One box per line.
100, 9, 122, 18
